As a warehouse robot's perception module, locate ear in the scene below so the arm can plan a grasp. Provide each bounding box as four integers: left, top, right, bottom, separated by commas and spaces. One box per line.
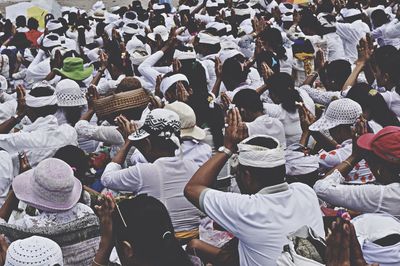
120, 241, 135, 263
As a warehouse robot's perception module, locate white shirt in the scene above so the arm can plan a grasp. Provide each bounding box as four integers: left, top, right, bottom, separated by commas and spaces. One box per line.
0, 115, 78, 176
371, 19, 400, 49
138, 50, 173, 88
101, 156, 202, 232
263, 88, 315, 146
336, 20, 370, 63
0, 150, 13, 206
246, 115, 287, 148
200, 182, 325, 266
380, 89, 400, 118
300, 84, 342, 106
314, 169, 400, 218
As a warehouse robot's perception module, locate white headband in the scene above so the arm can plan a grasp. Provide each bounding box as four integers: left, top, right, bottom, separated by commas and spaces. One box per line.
26, 94, 58, 108
160, 74, 189, 96
238, 135, 286, 168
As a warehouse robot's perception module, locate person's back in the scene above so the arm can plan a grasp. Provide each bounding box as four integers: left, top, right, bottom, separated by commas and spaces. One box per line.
135, 155, 202, 232
202, 182, 324, 265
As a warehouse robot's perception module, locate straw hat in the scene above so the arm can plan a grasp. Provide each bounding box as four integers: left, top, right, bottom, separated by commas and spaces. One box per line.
12, 158, 82, 213
55, 79, 87, 107
53, 57, 94, 81
5, 236, 63, 266
93, 89, 150, 118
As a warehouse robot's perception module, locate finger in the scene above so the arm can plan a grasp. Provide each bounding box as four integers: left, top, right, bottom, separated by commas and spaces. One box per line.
236, 107, 242, 124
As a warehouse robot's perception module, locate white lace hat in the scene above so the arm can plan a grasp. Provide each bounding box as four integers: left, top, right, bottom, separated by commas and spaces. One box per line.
309, 98, 362, 131
5, 236, 63, 266
55, 79, 87, 107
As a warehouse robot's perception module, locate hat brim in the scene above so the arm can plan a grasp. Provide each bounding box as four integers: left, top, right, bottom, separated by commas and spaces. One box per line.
12, 169, 82, 213
357, 133, 375, 151
57, 96, 88, 107
53, 65, 94, 81
181, 126, 206, 141
128, 128, 150, 141
308, 116, 339, 132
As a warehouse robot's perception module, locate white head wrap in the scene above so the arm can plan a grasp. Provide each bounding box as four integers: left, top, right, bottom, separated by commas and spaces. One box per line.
26, 82, 57, 108
160, 74, 189, 96
238, 135, 286, 168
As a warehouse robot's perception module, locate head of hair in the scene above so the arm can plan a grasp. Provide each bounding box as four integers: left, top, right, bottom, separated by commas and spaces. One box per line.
115, 77, 142, 93
317, 0, 334, 14
259, 27, 287, 60
113, 195, 192, 266
16, 15, 26, 28
325, 60, 352, 91
371, 9, 390, 28
53, 145, 89, 181
256, 50, 281, 74
371, 46, 400, 90
346, 83, 400, 127
27, 17, 39, 30
221, 57, 248, 91
68, 12, 78, 26
28, 86, 57, 117
61, 106, 84, 126
266, 73, 302, 113
232, 89, 264, 113
238, 136, 286, 188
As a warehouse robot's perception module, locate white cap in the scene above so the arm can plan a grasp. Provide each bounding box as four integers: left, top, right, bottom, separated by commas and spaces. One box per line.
178, 5, 190, 11
42, 34, 61, 48
219, 49, 243, 63
92, 1, 105, 11
110, 6, 121, 13
160, 73, 189, 95
165, 101, 206, 140
197, 32, 219, 44
153, 3, 165, 10
55, 79, 87, 107
4, 236, 63, 266
123, 11, 138, 24
173, 46, 197, 60
206, 22, 227, 32
339, 8, 362, 19
46, 20, 63, 32
279, 3, 294, 22
122, 23, 141, 35
309, 98, 362, 131
148, 25, 169, 42
206, 0, 218, 7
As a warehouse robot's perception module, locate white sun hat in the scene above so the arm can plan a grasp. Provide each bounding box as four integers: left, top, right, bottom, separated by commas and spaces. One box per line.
309, 98, 362, 131
165, 101, 206, 140
147, 25, 169, 42
55, 79, 87, 107
5, 236, 63, 266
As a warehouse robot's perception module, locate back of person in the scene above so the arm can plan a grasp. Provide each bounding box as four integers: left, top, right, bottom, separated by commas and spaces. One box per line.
203, 182, 324, 265
139, 156, 202, 232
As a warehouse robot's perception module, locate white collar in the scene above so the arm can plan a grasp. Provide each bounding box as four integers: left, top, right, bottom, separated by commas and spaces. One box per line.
258, 182, 289, 195
22, 115, 59, 133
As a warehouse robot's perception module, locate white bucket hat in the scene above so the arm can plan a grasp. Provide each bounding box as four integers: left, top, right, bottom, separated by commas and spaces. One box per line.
165, 101, 206, 140
148, 25, 169, 42
309, 98, 362, 131
55, 79, 87, 107
5, 236, 63, 266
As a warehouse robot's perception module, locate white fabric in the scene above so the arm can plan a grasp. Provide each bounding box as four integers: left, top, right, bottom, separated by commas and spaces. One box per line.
160, 74, 189, 95
201, 183, 325, 266
246, 115, 287, 149
101, 157, 202, 232
0, 115, 78, 176
380, 89, 400, 118
0, 150, 13, 207
371, 19, 400, 49
313, 169, 400, 218
285, 144, 319, 176
336, 20, 370, 63
25, 94, 58, 108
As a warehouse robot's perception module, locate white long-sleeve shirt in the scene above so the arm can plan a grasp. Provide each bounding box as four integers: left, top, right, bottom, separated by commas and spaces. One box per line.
314, 169, 400, 218
101, 156, 202, 232
138, 50, 172, 88
336, 20, 370, 63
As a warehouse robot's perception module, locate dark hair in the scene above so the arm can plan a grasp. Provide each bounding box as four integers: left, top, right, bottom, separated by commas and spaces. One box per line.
221, 57, 248, 91
239, 136, 286, 185
371, 46, 400, 93
61, 106, 84, 126
316, 0, 334, 14
113, 195, 192, 266
346, 83, 400, 127
299, 9, 336, 36
259, 28, 287, 60
9, 32, 31, 49
233, 89, 264, 113
371, 9, 390, 28
54, 145, 89, 181
325, 60, 352, 91
29, 86, 57, 117
16, 15, 26, 28
267, 73, 302, 113
27, 17, 39, 30
256, 50, 280, 75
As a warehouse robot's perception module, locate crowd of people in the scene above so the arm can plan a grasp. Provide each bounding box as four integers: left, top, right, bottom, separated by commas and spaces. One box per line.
0, 0, 398, 264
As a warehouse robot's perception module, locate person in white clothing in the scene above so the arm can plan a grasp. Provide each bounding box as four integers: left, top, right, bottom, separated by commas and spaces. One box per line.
184, 108, 324, 266
101, 109, 202, 238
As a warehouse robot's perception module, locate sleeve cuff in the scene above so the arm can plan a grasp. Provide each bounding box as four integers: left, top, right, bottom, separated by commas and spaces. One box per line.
199, 188, 211, 212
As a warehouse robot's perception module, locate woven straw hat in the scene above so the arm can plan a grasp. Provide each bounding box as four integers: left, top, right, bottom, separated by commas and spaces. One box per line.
94, 89, 150, 118
309, 98, 362, 131
5, 236, 63, 266
55, 79, 87, 107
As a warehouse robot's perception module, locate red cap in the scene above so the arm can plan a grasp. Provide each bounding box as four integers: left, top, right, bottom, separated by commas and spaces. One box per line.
357, 126, 400, 163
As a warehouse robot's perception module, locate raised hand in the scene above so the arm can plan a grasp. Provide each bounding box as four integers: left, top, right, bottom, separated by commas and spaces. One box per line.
224, 107, 248, 151
115, 115, 138, 140
298, 104, 316, 133
18, 152, 31, 174
16, 85, 27, 117
176, 81, 190, 102
261, 62, 274, 83
215, 57, 223, 80
86, 85, 100, 111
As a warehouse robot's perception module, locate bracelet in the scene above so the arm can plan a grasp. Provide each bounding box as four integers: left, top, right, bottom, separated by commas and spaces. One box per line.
343, 159, 353, 168
92, 258, 107, 266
